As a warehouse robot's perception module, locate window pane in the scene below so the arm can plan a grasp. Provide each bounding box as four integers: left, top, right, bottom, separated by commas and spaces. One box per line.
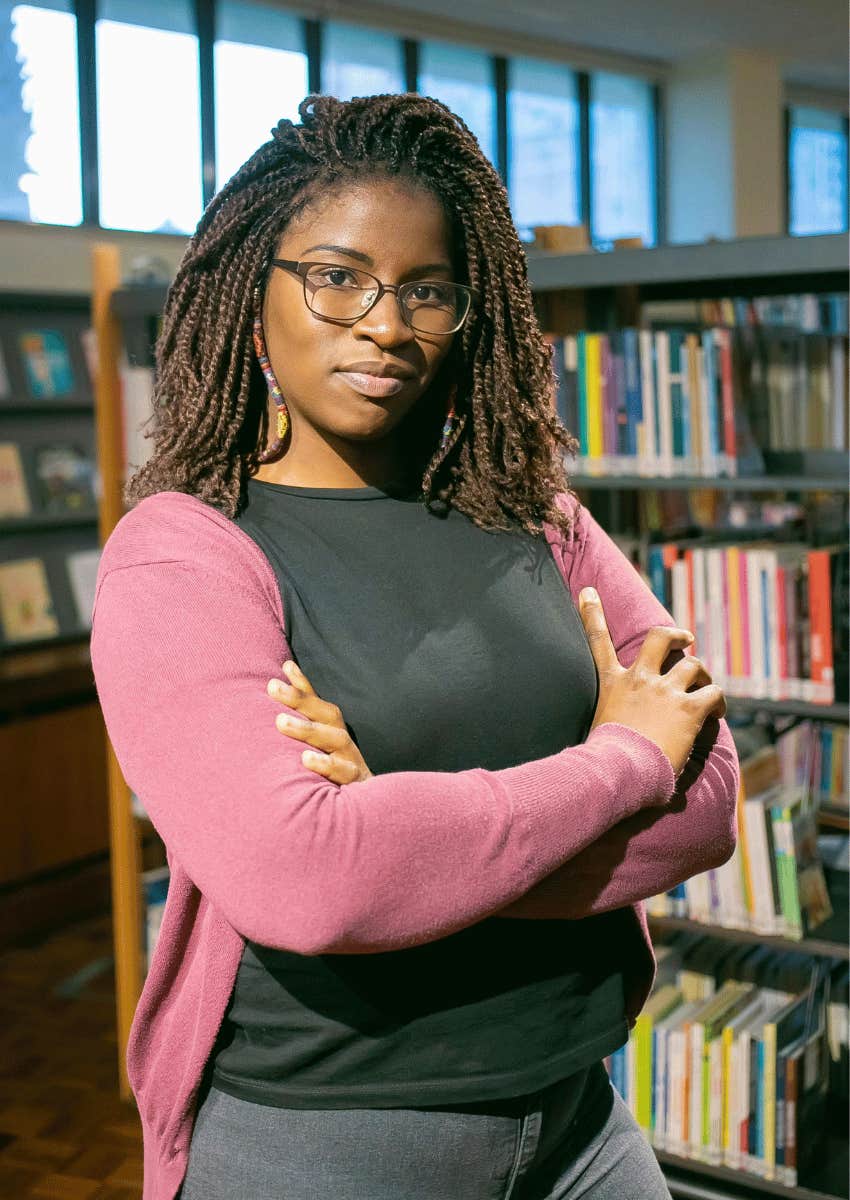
590, 71, 656, 248
323, 21, 404, 100
214, 1, 306, 192
508, 57, 579, 241
419, 41, 496, 166
789, 106, 848, 236
0, 0, 82, 224
96, 0, 202, 233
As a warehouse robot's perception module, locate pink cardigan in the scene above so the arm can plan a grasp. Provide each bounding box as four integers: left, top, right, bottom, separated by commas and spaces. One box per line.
90, 488, 739, 1200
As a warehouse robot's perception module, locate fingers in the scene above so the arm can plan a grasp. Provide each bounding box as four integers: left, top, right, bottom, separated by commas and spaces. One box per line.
267, 661, 345, 727
268, 661, 364, 783
666, 654, 713, 692
665, 653, 727, 719
685, 682, 728, 721
635, 625, 695, 674
298, 748, 362, 784
281, 658, 314, 694
275, 713, 349, 755
578, 588, 620, 675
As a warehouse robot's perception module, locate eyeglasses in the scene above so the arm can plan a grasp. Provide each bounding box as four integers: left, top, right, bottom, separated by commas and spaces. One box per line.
271, 259, 476, 336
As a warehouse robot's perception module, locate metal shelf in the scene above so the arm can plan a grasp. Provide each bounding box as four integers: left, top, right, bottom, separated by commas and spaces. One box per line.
657, 1148, 848, 1200
0, 509, 100, 536
647, 915, 849, 961
818, 806, 850, 831
724, 698, 849, 722
568, 474, 848, 493
526, 232, 847, 291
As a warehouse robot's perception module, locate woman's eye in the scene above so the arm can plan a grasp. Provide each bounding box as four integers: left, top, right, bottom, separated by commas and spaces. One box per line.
320, 268, 358, 287
411, 284, 445, 302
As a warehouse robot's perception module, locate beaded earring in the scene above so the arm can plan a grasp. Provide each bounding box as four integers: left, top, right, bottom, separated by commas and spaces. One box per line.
252, 292, 290, 464
440, 384, 458, 454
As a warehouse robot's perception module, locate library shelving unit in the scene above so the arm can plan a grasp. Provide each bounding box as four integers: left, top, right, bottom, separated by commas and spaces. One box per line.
532, 231, 849, 1200
94, 235, 849, 1197
0, 289, 118, 943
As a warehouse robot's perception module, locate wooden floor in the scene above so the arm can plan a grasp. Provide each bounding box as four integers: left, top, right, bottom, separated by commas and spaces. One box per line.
0, 911, 144, 1198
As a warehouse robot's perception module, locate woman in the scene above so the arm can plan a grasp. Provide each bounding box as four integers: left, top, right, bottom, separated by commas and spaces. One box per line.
90, 93, 739, 1200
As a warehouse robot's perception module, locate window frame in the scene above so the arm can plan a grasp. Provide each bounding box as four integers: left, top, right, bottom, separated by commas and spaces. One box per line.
784, 102, 850, 237
0, 1, 663, 240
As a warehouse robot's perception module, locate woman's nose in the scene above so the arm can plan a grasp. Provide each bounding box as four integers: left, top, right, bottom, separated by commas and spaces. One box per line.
355, 289, 414, 343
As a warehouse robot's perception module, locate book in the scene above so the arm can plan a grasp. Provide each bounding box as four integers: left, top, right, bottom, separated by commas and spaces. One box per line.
0, 442, 31, 517
690, 980, 755, 1161
0, 557, 59, 644
18, 328, 76, 399
633, 983, 682, 1134
33, 442, 98, 514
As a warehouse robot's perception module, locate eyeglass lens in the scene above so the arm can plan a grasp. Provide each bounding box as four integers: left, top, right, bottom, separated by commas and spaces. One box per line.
304, 265, 470, 333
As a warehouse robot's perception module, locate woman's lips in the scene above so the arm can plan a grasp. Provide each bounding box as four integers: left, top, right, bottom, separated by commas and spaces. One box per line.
336, 371, 406, 398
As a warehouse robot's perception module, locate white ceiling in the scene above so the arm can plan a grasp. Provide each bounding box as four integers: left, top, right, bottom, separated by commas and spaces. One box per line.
364, 0, 848, 91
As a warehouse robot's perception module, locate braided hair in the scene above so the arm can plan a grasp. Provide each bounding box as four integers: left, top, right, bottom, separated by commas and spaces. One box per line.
124, 92, 579, 538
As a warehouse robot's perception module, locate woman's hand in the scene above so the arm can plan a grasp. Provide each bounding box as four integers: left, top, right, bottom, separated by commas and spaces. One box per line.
267, 660, 373, 784
579, 586, 727, 777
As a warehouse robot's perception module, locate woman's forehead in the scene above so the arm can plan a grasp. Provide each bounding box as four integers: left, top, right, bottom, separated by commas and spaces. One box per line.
278, 181, 453, 260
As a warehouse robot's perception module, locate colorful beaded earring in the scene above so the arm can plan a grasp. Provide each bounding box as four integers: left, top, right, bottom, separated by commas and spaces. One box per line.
440, 385, 458, 453
252, 293, 290, 464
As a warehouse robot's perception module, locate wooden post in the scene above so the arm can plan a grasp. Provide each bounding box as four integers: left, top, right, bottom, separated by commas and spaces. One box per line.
91, 243, 143, 1103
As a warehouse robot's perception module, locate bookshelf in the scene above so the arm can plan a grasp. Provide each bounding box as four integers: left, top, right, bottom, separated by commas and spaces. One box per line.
539, 233, 848, 1200
0, 290, 121, 939
0, 290, 101, 656
93, 236, 848, 1194
656, 1147, 846, 1200
569, 474, 848, 493
646, 916, 849, 963
526, 232, 847, 293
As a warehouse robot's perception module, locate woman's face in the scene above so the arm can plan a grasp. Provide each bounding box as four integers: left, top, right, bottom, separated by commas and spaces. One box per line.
260, 178, 458, 460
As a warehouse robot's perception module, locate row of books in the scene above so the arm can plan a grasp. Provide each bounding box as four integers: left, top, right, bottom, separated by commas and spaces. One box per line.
633, 489, 847, 547
640, 292, 848, 337
0, 547, 99, 645
604, 933, 848, 1187
775, 719, 848, 812
646, 738, 840, 940
0, 439, 99, 520
544, 323, 848, 478
644, 538, 848, 705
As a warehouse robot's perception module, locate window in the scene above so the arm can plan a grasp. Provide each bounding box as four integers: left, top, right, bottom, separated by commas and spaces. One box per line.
214, 1, 307, 193
508, 57, 579, 242
788, 106, 848, 236
323, 21, 404, 101
0, 0, 82, 224
590, 71, 656, 248
418, 41, 496, 166
95, 0, 202, 233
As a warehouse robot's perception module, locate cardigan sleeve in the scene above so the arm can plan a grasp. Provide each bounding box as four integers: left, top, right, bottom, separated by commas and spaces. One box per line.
494, 500, 739, 920
90, 492, 677, 957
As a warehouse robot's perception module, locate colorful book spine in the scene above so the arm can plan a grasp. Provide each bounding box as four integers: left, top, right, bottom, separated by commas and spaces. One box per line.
585, 333, 604, 471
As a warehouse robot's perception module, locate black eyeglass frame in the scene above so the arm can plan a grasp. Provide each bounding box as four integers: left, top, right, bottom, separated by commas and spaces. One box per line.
270, 258, 478, 335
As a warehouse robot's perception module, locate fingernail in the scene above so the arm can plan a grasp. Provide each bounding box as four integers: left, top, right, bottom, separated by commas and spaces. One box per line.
283, 661, 298, 677
277, 713, 310, 729
581, 587, 598, 604
303, 750, 326, 765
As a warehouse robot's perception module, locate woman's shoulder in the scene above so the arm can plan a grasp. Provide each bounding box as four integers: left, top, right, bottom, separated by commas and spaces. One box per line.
98, 489, 277, 591
550, 489, 592, 554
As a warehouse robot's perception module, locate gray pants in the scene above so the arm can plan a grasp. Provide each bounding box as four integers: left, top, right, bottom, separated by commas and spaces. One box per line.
177, 1061, 672, 1199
